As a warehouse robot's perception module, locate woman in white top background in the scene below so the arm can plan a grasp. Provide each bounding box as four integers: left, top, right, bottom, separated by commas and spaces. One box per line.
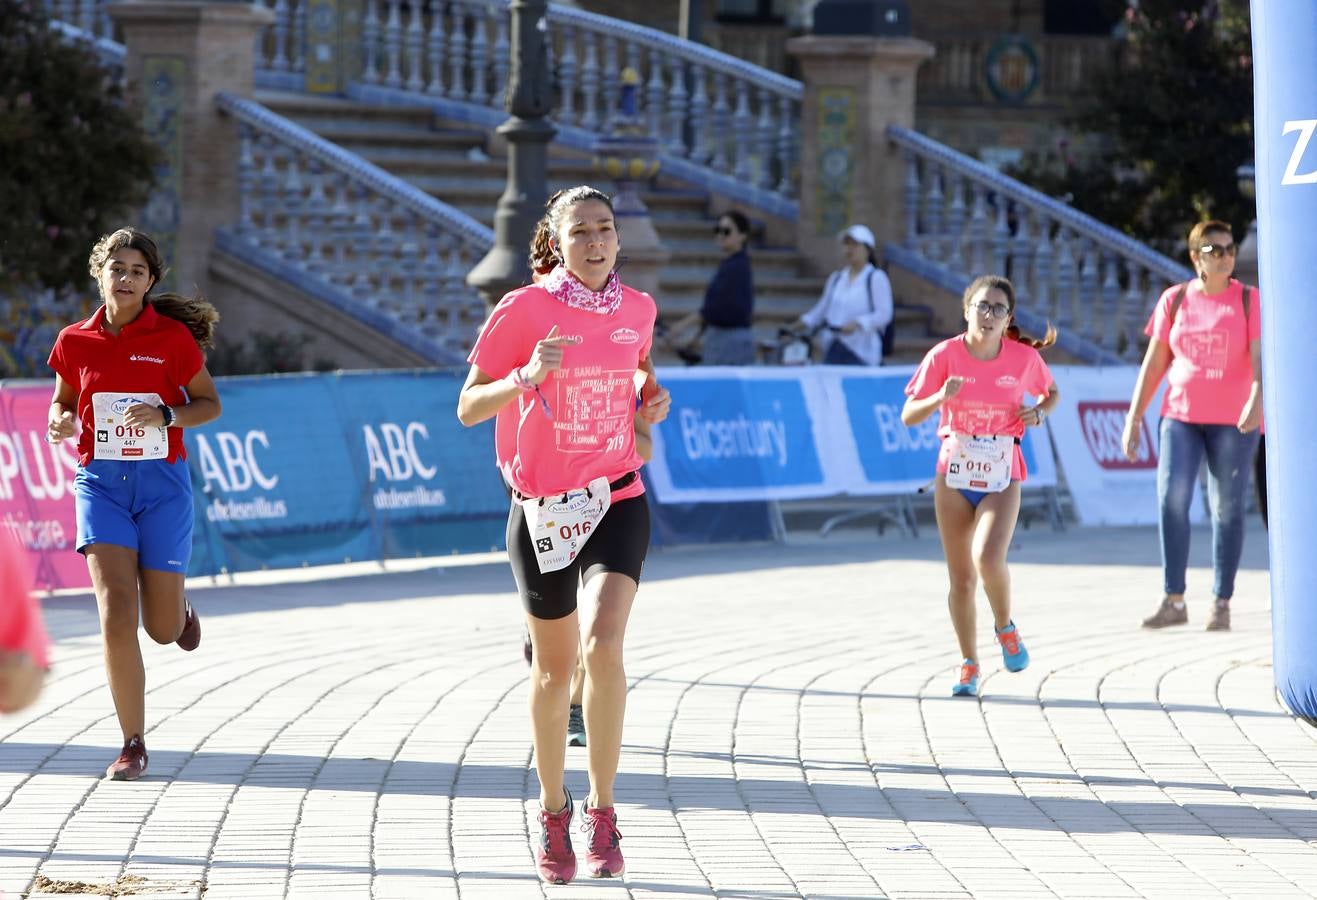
797, 224, 894, 366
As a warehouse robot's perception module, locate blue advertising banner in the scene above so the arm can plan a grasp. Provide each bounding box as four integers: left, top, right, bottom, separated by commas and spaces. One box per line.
830, 367, 941, 494
826, 367, 1053, 495
334, 372, 509, 559
1251, 1, 1317, 723
184, 371, 505, 576
646, 368, 840, 502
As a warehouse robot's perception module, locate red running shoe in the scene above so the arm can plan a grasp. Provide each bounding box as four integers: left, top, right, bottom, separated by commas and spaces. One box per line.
106, 735, 148, 781
176, 598, 201, 652
536, 787, 576, 884
581, 799, 624, 878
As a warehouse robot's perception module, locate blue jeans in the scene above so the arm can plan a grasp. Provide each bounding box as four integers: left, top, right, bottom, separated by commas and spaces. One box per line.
1157, 418, 1260, 599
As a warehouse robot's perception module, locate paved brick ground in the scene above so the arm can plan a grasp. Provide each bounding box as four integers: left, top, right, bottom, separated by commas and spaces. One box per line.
4, 518, 1314, 899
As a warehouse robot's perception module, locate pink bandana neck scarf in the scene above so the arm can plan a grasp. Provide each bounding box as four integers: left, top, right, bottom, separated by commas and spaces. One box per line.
541, 266, 623, 316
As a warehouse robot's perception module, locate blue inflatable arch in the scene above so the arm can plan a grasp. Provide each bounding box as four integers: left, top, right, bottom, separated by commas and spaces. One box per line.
1251, 1, 1317, 724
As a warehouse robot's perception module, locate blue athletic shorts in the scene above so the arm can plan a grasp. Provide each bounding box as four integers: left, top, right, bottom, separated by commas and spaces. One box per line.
74, 458, 194, 573
956, 481, 1021, 509
959, 488, 990, 509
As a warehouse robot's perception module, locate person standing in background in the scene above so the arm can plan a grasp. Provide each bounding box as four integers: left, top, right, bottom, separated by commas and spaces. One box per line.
1122, 219, 1262, 632
672, 210, 756, 365
797, 224, 893, 366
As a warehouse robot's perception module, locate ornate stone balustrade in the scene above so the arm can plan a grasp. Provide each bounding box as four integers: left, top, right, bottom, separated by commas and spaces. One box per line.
216, 92, 493, 363
889, 125, 1192, 363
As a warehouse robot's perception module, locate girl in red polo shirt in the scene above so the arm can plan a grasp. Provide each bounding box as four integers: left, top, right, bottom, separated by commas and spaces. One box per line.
46, 227, 222, 781
458, 186, 670, 885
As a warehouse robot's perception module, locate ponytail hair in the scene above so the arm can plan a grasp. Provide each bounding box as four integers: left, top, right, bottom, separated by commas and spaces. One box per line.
150, 291, 220, 350
1005, 321, 1057, 350
963, 274, 1057, 351
528, 185, 615, 276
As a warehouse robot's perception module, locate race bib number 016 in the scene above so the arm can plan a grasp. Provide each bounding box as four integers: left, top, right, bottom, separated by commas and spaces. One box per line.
944, 433, 1013, 493
521, 475, 612, 574
91, 392, 168, 461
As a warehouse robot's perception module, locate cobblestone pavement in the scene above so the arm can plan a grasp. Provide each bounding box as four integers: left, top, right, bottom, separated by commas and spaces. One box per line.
4, 520, 1314, 899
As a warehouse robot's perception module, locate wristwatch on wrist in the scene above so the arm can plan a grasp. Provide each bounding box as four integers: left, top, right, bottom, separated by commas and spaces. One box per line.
158, 404, 176, 427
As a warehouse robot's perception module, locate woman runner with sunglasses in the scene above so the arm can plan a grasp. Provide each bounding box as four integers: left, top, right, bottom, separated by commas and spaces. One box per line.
1123, 220, 1262, 632
457, 186, 670, 885
902, 275, 1059, 697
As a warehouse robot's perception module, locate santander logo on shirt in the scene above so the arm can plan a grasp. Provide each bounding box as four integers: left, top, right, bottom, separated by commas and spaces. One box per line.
609, 327, 640, 345
1079, 401, 1156, 470
129, 354, 165, 364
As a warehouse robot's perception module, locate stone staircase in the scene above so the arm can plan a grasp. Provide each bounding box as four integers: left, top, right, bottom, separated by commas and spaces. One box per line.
256, 89, 945, 364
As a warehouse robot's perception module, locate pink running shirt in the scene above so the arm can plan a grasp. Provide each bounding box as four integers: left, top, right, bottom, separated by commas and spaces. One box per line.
1144, 279, 1261, 425
0, 530, 49, 670
468, 282, 656, 500
905, 336, 1054, 482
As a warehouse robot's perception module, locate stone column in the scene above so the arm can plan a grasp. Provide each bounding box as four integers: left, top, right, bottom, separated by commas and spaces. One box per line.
467, 0, 556, 310
108, 0, 274, 294
594, 69, 669, 299
787, 35, 933, 275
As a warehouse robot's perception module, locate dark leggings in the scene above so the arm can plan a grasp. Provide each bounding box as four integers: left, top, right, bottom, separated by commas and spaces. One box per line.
506, 494, 651, 620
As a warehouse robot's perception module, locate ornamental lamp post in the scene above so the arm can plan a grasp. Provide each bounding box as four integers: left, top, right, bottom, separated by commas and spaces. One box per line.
467, 0, 557, 310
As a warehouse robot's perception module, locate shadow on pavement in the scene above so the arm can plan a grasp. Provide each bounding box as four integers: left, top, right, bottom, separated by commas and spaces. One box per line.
0, 743, 1308, 840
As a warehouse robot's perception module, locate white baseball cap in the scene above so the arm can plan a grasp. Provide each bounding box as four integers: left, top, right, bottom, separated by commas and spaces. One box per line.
840, 224, 876, 248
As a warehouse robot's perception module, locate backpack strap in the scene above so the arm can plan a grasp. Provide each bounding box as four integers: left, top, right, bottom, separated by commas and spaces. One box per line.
1168, 282, 1189, 324
865, 268, 875, 314
817, 271, 842, 327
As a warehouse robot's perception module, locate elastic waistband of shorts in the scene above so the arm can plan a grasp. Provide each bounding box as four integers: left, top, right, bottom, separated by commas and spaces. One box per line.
510, 470, 637, 503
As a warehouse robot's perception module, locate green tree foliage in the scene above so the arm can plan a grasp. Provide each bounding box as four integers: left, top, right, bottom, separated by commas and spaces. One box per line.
1011, 0, 1254, 255
0, 0, 158, 293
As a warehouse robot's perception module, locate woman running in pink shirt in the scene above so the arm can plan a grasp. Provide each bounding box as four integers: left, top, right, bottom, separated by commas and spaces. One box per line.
0, 530, 49, 714
457, 185, 670, 885
902, 275, 1059, 698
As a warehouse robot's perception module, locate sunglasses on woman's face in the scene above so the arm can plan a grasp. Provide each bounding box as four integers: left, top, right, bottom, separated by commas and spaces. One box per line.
1199, 242, 1237, 258
972, 300, 1011, 319
713, 225, 735, 237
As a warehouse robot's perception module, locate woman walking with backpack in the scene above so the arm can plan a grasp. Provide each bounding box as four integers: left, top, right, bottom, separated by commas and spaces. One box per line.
796, 224, 894, 365
1122, 219, 1263, 632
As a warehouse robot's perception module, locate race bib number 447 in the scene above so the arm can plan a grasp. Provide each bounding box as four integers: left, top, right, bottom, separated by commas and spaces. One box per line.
92, 392, 168, 460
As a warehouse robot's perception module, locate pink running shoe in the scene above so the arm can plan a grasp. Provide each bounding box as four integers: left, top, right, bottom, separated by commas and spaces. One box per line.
106, 735, 148, 781
536, 787, 576, 884
581, 799, 624, 878
176, 598, 201, 652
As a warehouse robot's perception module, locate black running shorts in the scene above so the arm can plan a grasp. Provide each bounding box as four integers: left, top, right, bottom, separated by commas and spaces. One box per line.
506, 493, 650, 621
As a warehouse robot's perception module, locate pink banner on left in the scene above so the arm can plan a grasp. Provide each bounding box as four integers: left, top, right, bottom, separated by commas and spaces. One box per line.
0, 382, 90, 590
